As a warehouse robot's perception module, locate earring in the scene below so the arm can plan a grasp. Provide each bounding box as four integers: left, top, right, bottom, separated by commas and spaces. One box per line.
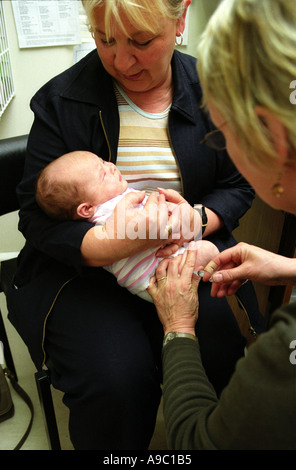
175, 32, 184, 46
271, 172, 284, 198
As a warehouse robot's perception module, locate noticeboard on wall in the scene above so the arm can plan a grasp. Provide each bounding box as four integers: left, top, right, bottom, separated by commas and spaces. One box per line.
11, 0, 81, 49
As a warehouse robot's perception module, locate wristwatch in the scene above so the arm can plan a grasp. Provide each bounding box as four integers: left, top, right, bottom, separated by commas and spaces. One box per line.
163, 332, 198, 348
201, 206, 208, 234
194, 204, 208, 235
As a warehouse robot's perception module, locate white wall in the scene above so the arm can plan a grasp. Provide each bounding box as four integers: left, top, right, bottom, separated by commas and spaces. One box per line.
185, 0, 221, 58
0, 0, 80, 139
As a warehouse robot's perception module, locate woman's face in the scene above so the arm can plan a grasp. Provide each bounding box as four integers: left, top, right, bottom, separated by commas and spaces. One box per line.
91, 5, 183, 95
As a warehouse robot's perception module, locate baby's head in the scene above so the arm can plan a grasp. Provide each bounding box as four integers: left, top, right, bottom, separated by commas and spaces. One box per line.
36, 150, 128, 220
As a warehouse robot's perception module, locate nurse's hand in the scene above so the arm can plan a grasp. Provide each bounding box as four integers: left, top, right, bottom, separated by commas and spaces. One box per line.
202, 242, 296, 298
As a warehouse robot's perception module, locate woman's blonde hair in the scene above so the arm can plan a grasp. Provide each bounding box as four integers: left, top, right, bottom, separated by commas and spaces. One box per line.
197, 0, 296, 169
82, 0, 185, 38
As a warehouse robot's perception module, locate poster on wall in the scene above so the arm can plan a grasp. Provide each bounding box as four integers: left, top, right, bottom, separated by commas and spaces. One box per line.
12, 0, 81, 48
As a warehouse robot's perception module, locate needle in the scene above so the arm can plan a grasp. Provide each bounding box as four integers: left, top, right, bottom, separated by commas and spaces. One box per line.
193, 270, 213, 282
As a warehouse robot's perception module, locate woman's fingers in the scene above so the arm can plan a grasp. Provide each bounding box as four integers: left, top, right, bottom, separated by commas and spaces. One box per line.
157, 188, 186, 205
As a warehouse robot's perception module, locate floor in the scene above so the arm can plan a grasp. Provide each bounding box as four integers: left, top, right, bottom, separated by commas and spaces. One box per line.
0, 293, 168, 451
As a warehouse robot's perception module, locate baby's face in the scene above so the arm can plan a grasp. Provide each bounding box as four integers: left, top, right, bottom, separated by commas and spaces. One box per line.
88, 155, 128, 205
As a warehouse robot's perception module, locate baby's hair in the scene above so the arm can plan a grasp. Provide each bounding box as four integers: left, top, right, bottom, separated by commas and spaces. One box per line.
35, 151, 93, 220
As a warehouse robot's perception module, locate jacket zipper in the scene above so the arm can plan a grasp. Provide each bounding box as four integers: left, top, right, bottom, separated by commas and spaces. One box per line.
99, 110, 112, 162
234, 294, 258, 337
41, 277, 76, 367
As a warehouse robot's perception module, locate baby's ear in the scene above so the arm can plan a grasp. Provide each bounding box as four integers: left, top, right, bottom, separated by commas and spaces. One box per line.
77, 202, 96, 219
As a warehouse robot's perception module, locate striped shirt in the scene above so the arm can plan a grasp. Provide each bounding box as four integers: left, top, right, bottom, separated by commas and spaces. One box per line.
114, 83, 182, 196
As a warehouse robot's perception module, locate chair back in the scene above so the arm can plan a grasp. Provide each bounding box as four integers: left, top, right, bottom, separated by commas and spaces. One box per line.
0, 135, 28, 216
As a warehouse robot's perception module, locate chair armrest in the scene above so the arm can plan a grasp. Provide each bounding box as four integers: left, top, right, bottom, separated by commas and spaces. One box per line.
0, 252, 19, 262
0, 257, 18, 295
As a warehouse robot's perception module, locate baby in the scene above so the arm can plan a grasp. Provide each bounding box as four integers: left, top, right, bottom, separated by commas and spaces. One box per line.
36, 150, 219, 301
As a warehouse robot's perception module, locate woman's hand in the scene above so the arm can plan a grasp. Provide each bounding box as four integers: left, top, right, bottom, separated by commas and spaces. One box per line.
156, 188, 224, 258
156, 189, 202, 257
148, 248, 201, 336
202, 242, 296, 298
108, 190, 182, 247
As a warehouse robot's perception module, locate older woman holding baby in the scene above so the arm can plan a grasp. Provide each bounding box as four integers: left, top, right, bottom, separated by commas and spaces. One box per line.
7, 0, 263, 449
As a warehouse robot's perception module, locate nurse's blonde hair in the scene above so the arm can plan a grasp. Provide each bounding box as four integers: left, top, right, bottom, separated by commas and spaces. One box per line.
197, 0, 296, 169
82, 0, 185, 38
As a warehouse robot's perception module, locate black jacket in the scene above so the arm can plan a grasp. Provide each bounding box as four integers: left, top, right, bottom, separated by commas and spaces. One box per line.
8, 50, 258, 368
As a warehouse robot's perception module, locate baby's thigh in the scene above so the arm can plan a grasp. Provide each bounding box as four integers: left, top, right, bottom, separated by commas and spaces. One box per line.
187, 240, 219, 267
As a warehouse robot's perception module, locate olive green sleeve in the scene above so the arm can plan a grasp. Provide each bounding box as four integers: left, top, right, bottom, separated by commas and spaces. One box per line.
162, 305, 296, 450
